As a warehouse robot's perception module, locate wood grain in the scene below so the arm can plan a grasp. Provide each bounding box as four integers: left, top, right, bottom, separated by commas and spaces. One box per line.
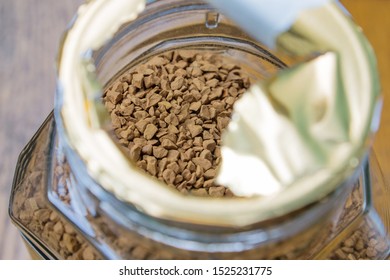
342, 0, 390, 188
0, 0, 388, 259
0, 0, 82, 260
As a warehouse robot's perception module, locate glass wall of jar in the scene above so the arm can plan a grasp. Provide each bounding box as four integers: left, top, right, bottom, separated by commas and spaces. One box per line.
9, 0, 389, 259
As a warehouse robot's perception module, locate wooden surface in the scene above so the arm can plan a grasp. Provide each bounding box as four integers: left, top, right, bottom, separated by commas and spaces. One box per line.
0, 0, 82, 260
345, 1, 390, 189
0, 0, 389, 259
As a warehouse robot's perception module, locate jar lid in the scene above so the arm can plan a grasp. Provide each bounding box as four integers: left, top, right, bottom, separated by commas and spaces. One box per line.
56, 0, 381, 227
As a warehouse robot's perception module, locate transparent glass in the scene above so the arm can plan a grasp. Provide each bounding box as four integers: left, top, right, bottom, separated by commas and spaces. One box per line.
9, 0, 390, 259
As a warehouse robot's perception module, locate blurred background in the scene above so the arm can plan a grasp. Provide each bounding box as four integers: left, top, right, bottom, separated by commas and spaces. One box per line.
0, 0, 389, 259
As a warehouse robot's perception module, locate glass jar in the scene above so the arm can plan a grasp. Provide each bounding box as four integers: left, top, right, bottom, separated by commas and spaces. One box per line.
9, 0, 390, 260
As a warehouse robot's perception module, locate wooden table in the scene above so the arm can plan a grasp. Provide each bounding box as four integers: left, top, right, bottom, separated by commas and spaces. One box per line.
0, 0, 389, 259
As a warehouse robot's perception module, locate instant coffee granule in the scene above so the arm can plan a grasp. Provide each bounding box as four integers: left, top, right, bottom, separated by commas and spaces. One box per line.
329, 217, 389, 260
11, 121, 102, 260
103, 50, 250, 197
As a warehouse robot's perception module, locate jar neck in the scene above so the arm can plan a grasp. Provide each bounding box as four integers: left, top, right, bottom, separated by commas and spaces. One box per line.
55, 0, 380, 229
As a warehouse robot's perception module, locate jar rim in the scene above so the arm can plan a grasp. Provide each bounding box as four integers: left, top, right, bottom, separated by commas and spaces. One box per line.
56, 0, 380, 227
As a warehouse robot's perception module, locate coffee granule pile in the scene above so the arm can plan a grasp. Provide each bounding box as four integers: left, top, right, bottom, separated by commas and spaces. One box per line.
104, 50, 251, 197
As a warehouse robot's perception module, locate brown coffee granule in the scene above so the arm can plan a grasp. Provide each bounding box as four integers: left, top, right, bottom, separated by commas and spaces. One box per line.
103, 50, 251, 196
328, 211, 389, 260
10, 121, 102, 260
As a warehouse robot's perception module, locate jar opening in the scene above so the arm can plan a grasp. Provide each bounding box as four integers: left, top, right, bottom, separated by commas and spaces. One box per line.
56, 0, 380, 227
